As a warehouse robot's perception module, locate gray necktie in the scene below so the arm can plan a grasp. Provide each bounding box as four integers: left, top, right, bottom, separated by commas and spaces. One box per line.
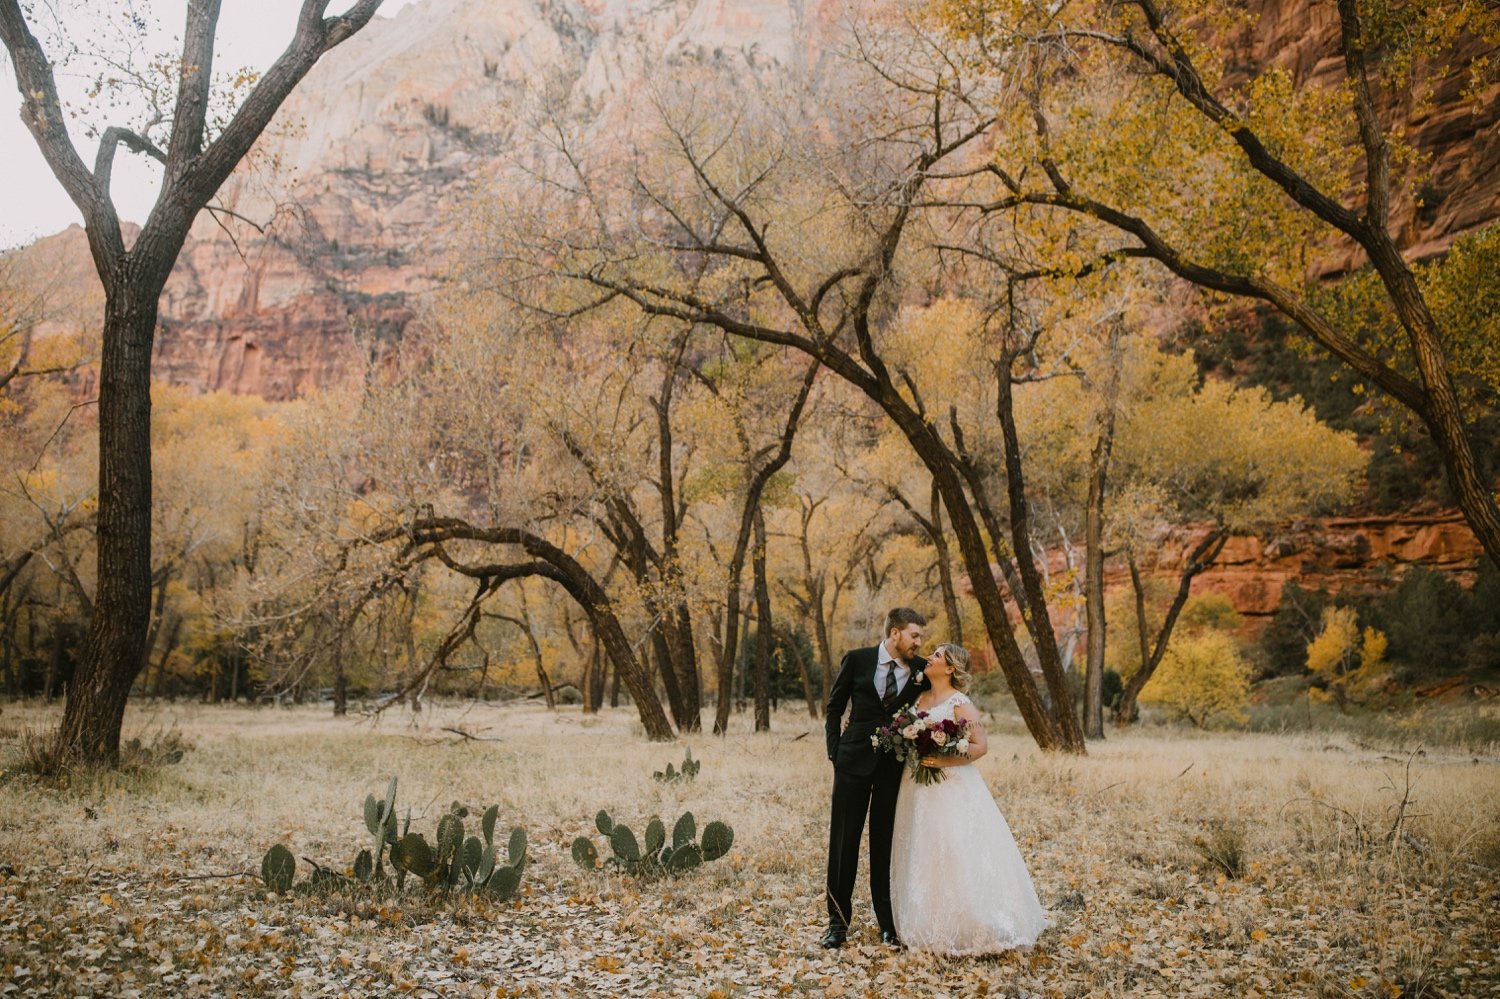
882, 663, 898, 707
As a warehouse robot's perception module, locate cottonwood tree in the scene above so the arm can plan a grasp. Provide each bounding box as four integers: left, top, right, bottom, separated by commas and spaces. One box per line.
495, 39, 1099, 751
1106, 345, 1365, 723
936, 0, 1500, 563
678, 341, 818, 733
0, 0, 389, 764
314, 296, 684, 739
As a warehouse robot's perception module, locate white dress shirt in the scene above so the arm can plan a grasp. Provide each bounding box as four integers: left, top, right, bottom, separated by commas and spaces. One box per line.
874, 640, 909, 698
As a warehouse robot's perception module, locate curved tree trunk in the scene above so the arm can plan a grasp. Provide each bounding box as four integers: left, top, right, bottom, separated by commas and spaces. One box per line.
402, 518, 675, 740
929, 481, 964, 646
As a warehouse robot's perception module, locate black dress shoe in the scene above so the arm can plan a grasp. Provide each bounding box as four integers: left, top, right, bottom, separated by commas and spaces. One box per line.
880, 929, 903, 948
820, 927, 847, 949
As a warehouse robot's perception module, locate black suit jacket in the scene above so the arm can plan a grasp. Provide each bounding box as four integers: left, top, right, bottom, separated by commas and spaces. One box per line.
825, 645, 928, 777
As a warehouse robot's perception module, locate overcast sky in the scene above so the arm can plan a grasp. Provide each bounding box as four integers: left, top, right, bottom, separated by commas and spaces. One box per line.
0, 0, 420, 249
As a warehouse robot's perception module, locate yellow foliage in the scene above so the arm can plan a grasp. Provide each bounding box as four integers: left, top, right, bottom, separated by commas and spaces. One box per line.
1306, 606, 1360, 678
1139, 631, 1250, 729
1359, 627, 1388, 672
1305, 607, 1391, 706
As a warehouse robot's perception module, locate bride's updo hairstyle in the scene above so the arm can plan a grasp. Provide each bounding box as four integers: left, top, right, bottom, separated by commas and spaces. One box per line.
935, 643, 972, 692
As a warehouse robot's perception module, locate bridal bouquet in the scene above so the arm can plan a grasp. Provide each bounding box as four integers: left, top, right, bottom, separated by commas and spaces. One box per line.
871, 704, 971, 786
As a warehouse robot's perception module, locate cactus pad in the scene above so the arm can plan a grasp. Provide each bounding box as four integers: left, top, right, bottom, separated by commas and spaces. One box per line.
261, 844, 295, 894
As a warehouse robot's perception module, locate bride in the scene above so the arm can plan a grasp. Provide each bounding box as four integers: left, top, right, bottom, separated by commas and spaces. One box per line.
890, 643, 1048, 954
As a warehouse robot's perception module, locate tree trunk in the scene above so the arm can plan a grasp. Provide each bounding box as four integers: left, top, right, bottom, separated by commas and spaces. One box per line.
332, 627, 347, 717
0, 589, 17, 698
1082, 328, 1121, 741
652, 345, 701, 730
994, 365, 1087, 750
872, 380, 1079, 750
667, 603, 699, 730
3, 0, 391, 766
151, 614, 182, 699
781, 626, 820, 718
751, 506, 773, 732
517, 597, 556, 710
714, 578, 742, 734
43, 619, 69, 701
228, 646, 241, 703
929, 480, 964, 646
609, 648, 621, 709
53, 286, 158, 763
648, 622, 688, 728
140, 565, 171, 682
1364, 238, 1500, 564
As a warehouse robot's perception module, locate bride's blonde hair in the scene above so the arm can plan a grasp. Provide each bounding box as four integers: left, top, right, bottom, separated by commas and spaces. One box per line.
934, 643, 972, 692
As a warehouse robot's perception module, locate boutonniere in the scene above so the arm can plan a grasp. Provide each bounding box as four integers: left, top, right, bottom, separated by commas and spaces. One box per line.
912, 669, 925, 686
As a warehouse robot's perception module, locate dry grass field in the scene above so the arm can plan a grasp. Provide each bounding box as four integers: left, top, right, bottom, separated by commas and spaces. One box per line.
0, 698, 1497, 999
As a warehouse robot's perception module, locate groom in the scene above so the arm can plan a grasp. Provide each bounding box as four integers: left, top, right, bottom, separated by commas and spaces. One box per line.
821, 607, 927, 948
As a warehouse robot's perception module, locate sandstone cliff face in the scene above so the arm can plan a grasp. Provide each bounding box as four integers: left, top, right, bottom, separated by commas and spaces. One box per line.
17, 0, 1495, 400
31, 0, 841, 400
1235, 0, 1499, 267
1156, 512, 1486, 623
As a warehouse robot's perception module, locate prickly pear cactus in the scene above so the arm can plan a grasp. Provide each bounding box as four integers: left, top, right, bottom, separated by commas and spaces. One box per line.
261, 844, 295, 894
572, 836, 600, 869
702, 821, 733, 862
507, 827, 528, 871
354, 848, 374, 883
481, 804, 499, 847
672, 812, 696, 850
610, 823, 641, 863
487, 865, 521, 901
573, 809, 732, 878
645, 817, 666, 857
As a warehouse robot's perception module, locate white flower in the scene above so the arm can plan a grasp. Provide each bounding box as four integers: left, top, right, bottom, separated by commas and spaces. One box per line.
957, 738, 970, 754
870, 734, 879, 747
912, 669, 925, 685
931, 730, 948, 746
901, 724, 919, 740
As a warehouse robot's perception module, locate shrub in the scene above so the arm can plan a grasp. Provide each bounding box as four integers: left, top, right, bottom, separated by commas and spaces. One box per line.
1375, 567, 1471, 675
1140, 632, 1251, 728
1190, 820, 1246, 879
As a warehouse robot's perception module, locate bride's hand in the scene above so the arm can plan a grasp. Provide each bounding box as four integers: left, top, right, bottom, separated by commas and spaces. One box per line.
920, 756, 945, 768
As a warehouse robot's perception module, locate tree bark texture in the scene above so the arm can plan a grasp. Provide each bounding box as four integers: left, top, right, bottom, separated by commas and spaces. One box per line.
751, 505, 773, 732
1082, 327, 1122, 741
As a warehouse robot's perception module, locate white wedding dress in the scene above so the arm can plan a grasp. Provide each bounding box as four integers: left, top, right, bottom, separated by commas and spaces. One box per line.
890, 691, 1048, 954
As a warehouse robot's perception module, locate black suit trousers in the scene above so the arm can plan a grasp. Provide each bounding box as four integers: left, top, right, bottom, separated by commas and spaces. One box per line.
825, 755, 903, 934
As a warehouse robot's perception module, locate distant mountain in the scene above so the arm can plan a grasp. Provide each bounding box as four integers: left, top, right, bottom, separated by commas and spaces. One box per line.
8, 0, 1496, 399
